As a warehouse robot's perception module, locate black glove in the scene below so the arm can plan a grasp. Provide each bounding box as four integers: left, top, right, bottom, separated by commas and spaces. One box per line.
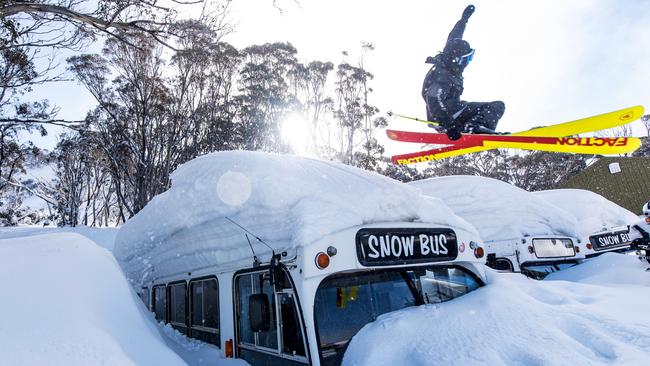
462, 5, 475, 20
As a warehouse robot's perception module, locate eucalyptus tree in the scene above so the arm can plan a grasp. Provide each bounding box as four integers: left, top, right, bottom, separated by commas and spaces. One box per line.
234, 42, 300, 152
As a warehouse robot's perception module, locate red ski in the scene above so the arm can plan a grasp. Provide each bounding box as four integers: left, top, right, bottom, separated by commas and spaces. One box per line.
387, 129, 567, 147
387, 129, 641, 165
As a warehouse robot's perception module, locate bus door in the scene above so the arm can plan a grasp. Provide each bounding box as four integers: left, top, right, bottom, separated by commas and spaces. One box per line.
234, 268, 309, 365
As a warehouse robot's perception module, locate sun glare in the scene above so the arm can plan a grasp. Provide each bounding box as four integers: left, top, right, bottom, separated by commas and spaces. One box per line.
281, 114, 311, 155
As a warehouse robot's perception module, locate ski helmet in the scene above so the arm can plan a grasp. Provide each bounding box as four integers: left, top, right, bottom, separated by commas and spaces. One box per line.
643, 200, 650, 216
444, 39, 475, 66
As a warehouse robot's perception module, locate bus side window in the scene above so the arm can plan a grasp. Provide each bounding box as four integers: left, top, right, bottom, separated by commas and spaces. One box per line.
168, 282, 188, 335
236, 274, 256, 345
152, 285, 166, 322
190, 278, 220, 347
254, 273, 278, 350
140, 287, 150, 309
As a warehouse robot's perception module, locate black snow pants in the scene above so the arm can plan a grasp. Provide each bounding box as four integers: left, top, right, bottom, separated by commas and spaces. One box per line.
453, 100, 505, 132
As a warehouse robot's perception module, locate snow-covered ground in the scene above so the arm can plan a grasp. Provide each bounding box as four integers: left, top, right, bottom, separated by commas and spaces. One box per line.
2, 227, 649, 365
0, 229, 245, 366
343, 254, 650, 366
0, 225, 118, 251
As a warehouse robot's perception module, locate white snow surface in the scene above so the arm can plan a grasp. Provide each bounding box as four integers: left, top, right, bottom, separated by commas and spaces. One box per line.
533, 189, 639, 237
0, 225, 118, 250
410, 176, 579, 241
114, 151, 475, 285
343, 253, 650, 366
0, 232, 186, 366
0, 229, 247, 366
2, 224, 650, 366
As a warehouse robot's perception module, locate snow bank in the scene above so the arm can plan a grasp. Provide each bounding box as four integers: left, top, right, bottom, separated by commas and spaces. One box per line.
0, 225, 118, 251
160, 323, 249, 366
343, 254, 650, 366
410, 176, 579, 241
533, 189, 639, 237
0, 233, 185, 366
114, 151, 475, 285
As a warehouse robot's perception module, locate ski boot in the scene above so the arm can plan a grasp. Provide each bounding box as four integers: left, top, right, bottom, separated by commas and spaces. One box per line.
446, 125, 463, 141
465, 123, 509, 135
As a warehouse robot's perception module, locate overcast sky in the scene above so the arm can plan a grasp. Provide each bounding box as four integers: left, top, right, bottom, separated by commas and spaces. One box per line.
29, 0, 650, 153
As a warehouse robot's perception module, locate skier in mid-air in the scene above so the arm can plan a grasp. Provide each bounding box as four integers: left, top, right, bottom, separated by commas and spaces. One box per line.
422, 4, 505, 140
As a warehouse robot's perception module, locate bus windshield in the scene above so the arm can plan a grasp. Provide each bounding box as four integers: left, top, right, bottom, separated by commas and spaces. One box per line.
314, 266, 481, 366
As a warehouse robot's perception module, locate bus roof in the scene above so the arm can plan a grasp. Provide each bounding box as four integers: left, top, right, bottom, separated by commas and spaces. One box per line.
410, 175, 580, 242
114, 151, 477, 285
533, 189, 639, 237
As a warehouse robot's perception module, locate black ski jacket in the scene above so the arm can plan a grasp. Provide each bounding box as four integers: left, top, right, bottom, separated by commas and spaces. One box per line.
422, 14, 470, 125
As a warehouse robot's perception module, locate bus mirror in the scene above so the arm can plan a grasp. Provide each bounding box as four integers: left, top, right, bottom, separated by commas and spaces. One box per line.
249, 293, 271, 332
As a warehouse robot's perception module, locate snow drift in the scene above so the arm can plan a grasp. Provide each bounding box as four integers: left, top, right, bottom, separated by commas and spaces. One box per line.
533, 189, 639, 237
0, 225, 118, 251
343, 253, 650, 366
0, 233, 185, 366
409, 176, 579, 241
114, 151, 476, 286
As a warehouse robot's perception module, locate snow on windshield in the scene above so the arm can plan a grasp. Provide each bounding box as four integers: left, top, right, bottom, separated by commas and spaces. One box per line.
533, 189, 639, 237
410, 176, 579, 241
343, 253, 650, 366
114, 151, 476, 285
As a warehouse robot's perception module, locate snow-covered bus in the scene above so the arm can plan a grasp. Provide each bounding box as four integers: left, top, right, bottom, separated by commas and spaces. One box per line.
533, 189, 640, 258
114, 151, 487, 366
410, 176, 585, 278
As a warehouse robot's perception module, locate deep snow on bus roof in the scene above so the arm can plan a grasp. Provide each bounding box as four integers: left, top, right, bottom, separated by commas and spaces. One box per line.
114, 151, 476, 284
410, 176, 579, 241
533, 189, 639, 237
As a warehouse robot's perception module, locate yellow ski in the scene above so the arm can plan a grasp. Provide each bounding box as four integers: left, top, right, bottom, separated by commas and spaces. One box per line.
391, 106, 644, 163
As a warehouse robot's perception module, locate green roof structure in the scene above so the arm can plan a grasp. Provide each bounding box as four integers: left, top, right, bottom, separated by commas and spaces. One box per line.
559, 157, 650, 215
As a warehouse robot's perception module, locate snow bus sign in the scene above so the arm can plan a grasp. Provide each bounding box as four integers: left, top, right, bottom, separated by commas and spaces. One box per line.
356, 228, 458, 266
114, 151, 486, 366
589, 230, 632, 252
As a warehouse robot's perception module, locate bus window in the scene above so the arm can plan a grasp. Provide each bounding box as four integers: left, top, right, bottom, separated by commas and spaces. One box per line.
140, 287, 150, 309
236, 272, 278, 350
169, 282, 188, 335
236, 274, 255, 345
420, 267, 480, 303
152, 285, 166, 322
279, 292, 306, 357
190, 278, 220, 346
235, 269, 308, 365
314, 266, 481, 366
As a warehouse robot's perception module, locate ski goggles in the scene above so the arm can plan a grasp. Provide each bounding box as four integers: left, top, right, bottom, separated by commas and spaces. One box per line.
457, 49, 475, 66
